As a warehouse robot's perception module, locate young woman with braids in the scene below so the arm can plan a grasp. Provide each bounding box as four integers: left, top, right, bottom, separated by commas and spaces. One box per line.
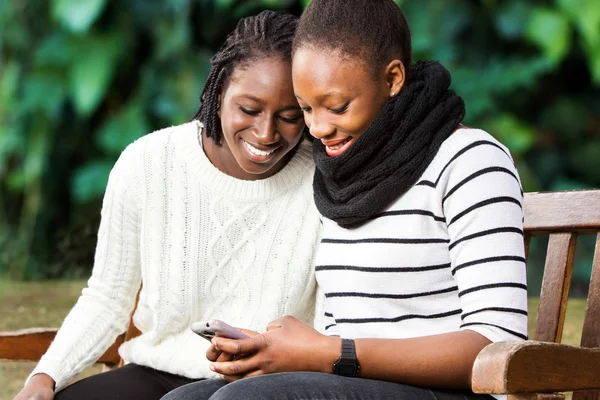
13, 10, 323, 400
163, 1, 528, 399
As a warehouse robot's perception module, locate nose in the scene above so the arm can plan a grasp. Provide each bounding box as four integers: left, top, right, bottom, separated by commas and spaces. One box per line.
306, 110, 334, 140
255, 115, 280, 144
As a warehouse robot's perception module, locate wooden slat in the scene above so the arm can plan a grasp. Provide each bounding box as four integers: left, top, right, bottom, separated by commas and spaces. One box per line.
0, 328, 123, 365
580, 233, 600, 348
573, 391, 600, 400
524, 190, 600, 233
508, 394, 565, 400
472, 341, 600, 394
572, 234, 600, 400
535, 233, 577, 343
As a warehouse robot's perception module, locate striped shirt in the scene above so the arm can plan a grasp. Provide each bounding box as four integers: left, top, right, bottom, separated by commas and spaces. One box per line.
315, 128, 528, 344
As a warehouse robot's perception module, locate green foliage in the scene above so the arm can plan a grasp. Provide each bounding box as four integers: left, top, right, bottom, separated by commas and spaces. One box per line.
0, 0, 599, 290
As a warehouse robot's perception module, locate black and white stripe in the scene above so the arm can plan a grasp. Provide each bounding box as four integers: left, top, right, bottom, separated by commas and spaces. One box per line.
315, 129, 528, 344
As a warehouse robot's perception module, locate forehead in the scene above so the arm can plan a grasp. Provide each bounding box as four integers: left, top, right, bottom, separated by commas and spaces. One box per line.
226, 57, 293, 98
292, 47, 371, 96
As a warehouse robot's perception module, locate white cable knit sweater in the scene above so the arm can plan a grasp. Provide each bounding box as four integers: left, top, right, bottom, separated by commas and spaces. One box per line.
30, 121, 322, 391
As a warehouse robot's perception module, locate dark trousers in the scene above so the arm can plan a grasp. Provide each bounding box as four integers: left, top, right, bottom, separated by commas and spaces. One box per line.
160, 372, 494, 400
54, 363, 203, 400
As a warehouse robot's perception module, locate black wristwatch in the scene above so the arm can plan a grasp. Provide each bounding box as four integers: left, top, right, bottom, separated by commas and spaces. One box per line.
333, 338, 360, 377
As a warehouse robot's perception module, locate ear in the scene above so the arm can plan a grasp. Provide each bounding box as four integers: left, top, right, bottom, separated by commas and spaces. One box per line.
384, 60, 406, 98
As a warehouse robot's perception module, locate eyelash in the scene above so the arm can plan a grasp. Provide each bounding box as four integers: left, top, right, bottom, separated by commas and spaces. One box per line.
239, 106, 302, 124
239, 106, 259, 116
329, 101, 350, 114
300, 101, 350, 115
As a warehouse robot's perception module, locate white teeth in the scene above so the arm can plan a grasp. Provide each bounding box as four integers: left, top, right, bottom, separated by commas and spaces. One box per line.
244, 141, 275, 157
327, 138, 351, 150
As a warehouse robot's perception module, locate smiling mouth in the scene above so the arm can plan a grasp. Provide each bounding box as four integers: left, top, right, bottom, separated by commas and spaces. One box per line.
243, 140, 277, 157
323, 137, 354, 156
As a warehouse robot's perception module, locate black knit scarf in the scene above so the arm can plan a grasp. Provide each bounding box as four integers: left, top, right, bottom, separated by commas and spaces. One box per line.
313, 61, 465, 228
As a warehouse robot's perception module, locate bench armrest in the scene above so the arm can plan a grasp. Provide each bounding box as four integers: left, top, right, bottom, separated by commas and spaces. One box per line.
472, 341, 600, 394
0, 328, 124, 365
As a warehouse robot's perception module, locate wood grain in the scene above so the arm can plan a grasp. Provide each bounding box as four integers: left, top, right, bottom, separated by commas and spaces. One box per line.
572, 234, 600, 400
507, 394, 565, 400
535, 232, 577, 343
0, 328, 123, 365
472, 341, 600, 393
524, 190, 600, 233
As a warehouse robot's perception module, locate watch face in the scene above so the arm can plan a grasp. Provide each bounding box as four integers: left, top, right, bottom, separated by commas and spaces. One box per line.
335, 363, 359, 377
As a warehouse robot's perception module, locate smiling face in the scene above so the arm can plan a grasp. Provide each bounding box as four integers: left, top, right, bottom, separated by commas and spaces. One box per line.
203, 56, 305, 180
292, 47, 405, 157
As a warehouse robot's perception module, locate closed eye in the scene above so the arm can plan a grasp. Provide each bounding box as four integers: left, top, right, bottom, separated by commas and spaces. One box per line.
329, 100, 350, 114
300, 106, 312, 114
279, 115, 303, 124
239, 106, 260, 116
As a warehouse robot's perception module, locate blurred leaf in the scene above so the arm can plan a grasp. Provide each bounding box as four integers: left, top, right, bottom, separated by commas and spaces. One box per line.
539, 97, 589, 142
550, 177, 592, 191
495, 1, 531, 40
511, 159, 541, 193
484, 114, 536, 154
52, 0, 107, 33
569, 140, 600, 183
0, 61, 20, 104
34, 33, 74, 67
152, 17, 191, 61
21, 69, 67, 118
557, 0, 600, 82
150, 53, 211, 124
71, 161, 114, 204
0, 126, 23, 176
216, 0, 235, 8
69, 34, 121, 116
526, 8, 572, 64
96, 102, 149, 156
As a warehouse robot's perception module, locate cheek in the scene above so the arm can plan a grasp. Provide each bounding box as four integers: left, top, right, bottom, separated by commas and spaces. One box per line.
221, 106, 248, 135
279, 123, 305, 146
341, 110, 376, 137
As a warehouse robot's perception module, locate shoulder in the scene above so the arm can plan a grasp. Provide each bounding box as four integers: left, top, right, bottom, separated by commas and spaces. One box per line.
127, 121, 199, 156
115, 121, 200, 170
428, 128, 518, 184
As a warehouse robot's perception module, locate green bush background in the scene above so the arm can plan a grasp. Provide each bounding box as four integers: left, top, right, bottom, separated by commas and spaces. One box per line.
1, 0, 599, 294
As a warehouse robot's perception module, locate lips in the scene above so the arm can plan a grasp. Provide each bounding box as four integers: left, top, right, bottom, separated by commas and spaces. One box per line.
242, 139, 279, 162
322, 137, 355, 157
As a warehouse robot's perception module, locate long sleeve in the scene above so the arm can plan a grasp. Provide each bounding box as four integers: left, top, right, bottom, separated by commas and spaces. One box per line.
442, 137, 528, 343
29, 142, 144, 391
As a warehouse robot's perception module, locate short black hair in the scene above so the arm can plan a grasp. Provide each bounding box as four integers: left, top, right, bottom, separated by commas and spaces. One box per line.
192, 10, 298, 145
293, 0, 412, 77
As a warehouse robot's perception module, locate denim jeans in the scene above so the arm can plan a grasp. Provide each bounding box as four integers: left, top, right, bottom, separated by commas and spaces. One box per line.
160, 372, 493, 400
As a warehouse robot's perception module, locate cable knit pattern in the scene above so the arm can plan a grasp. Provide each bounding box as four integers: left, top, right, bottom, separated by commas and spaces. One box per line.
29, 121, 322, 391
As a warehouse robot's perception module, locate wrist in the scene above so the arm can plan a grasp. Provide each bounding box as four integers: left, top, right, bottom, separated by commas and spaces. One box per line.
315, 335, 342, 374
30, 373, 55, 390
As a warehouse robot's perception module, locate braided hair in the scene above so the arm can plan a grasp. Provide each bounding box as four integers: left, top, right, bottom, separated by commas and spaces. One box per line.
192, 10, 298, 145
293, 0, 412, 79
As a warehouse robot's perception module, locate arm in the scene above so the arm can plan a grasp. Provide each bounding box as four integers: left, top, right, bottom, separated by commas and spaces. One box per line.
22, 142, 144, 393
211, 135, 527, 388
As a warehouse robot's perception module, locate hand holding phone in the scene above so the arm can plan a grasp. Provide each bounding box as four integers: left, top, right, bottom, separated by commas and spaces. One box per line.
191, 320, 250, 342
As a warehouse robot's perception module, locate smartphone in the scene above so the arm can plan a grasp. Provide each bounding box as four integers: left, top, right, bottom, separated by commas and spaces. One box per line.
191, 319, 250, 342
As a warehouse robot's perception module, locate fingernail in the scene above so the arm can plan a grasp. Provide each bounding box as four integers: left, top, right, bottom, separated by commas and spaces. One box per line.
209, 364, 215, 371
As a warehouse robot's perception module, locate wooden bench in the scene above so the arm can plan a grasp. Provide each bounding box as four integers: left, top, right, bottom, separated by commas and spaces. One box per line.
1, 189, 600, 397
472, 189, 600, 400
0, 289, 142, 370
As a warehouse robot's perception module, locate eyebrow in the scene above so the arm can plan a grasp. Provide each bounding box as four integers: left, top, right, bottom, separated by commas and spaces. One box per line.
295, 91, 345, 103
317, 91, 344, 101
238, 94, 301, 112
